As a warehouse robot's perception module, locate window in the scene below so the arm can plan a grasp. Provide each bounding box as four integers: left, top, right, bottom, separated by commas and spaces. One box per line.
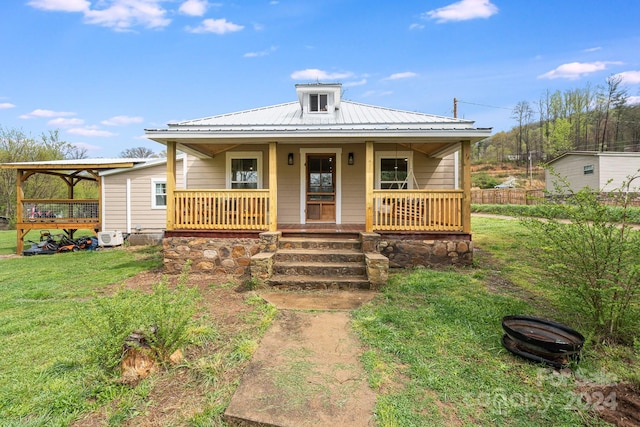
152, 179, 166, 209
376, 151, 413, 189
583, 164, 594, 175
226, 152, 263, 189
310, 93, 328, 112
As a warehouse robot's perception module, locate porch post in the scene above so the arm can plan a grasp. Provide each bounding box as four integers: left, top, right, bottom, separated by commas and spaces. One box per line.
269, 141, 277, 231
166, 141, 176, 231
15, 169, 24, 255
461, 140, 472, 233
365, 140, 374, 232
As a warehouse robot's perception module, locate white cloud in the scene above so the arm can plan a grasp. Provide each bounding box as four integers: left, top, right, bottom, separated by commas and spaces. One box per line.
343, 79, 367, 87
409, 23, 425, 30
68, 127, 116, 137
244, 46, 278, 58
19, 109, 76, 119
0, 102, 16, 109
362, 90, 393, 98
538, 61, 623, 80
27, 0, 89, 12
424, 0, 498, 23
385, 72, 418, 80
179, 0, 207, 17
627, 96, 640, 105
615, 70, 640, 85
101, 115, 144, 126
48, 117, 85, 127
290, 69, 354, 81
84, 1, 171, 31
584, 46, 602, 53
187, 18, 244, 34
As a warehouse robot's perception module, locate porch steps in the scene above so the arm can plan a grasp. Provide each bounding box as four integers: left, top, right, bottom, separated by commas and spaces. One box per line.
268, 235, 371, 290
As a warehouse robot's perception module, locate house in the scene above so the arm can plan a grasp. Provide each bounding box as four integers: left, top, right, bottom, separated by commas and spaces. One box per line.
545, 151, 640, 193
142, 83, 491, 287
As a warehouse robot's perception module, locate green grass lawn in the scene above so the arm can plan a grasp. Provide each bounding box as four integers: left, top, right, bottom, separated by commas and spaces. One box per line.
0, 219, 638, 426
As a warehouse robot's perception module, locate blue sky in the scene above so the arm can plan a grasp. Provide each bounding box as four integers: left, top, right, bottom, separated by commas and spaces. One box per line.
1, 0, 639, 158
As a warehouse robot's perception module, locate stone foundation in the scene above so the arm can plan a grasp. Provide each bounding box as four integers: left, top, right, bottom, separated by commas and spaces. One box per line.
163, 236, 262, 276
378, 236, 473, 268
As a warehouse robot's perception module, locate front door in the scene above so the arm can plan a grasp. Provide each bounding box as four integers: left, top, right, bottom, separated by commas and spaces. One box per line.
306, 154, 336, 222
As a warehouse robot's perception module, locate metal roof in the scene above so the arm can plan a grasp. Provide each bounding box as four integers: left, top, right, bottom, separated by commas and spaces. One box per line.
0, 158, 150, 169
158, 100, 479, 131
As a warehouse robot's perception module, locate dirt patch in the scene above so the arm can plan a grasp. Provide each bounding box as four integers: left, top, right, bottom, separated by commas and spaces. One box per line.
576, 383, 640, 427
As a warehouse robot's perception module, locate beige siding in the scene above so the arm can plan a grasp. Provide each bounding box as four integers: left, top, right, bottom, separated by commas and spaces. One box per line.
103, 159, 184, 232
276, 147, 302, 223
599, 156, 640, 191
546, 154, 600, 193
340, 144, 366, 224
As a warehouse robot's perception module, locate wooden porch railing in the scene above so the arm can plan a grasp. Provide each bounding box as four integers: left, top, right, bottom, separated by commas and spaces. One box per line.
21, 199, 99, 223
372, 190, 464, 231
174, 190, 270, 230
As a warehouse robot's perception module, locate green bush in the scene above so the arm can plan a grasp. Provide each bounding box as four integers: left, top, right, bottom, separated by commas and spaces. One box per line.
82, 264, 202, 372
522, 174, 640, 343
471, 172, 500, 189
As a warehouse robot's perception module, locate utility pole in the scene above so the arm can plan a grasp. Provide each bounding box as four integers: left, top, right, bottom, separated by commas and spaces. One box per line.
453, 97, 457, 118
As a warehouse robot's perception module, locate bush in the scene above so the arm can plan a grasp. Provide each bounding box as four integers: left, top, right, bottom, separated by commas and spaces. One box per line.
523, 174, 640, 343
472, 172, 501, 189
81, 264, 202, 372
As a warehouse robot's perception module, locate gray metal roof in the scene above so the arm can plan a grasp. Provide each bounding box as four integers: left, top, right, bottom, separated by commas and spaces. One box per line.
161, 100, 478, 131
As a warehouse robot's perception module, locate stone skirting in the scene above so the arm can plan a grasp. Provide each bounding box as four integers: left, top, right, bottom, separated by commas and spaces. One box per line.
163, 236, 262, 276
377, 234, 473, 268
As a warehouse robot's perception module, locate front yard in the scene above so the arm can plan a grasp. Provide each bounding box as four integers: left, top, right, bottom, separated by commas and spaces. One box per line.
0, 218, 638, 426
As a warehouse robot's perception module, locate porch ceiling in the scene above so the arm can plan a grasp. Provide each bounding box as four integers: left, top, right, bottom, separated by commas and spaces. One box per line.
148, 134, 486, 159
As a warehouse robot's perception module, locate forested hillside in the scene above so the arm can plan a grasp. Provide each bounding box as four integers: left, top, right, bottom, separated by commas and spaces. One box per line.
475, 75, 640, 165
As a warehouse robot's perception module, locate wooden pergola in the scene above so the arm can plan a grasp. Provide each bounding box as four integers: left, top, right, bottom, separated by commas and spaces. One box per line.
0, 159, 141, 254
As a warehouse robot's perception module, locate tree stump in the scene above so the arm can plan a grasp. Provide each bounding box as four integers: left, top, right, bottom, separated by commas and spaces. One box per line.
120, 331, 158, 386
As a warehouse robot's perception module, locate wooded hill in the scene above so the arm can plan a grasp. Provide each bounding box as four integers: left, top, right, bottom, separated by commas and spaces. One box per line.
475, 75, 640, 165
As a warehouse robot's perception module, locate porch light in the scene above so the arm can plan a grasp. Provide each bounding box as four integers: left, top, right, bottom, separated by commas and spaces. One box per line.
348, 152, 354, 165
288, 153, 294, 165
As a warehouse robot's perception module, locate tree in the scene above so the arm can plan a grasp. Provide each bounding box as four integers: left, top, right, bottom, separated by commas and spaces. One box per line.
120, 147, 157, 158
524, 173, 640, 342
0, 128, 83, 220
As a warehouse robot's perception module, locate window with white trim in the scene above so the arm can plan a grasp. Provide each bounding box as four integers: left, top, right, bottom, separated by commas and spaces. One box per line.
376, 151, 413, 189
226, 152, 263, 189
310, 93, 328, 112
151, 178, 166, 209
583, 164, 594, 175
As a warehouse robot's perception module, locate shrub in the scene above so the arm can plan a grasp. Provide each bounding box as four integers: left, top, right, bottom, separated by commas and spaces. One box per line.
523, 173, 640, 343
81, 264, 202, 372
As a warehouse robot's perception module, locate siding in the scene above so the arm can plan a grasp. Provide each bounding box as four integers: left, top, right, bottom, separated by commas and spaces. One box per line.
103, 159, 184, 232
546, 154, 599, 193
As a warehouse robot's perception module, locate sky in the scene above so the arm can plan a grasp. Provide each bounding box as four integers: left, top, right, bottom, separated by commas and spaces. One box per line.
1, 0, 639, 158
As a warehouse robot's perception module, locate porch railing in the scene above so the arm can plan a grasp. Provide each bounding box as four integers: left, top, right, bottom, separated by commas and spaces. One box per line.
21, 199, 99, 223
372, 190, 464, 232
174, 189, 270, 230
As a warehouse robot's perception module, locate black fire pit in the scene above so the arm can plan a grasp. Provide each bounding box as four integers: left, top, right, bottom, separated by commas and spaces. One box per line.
501, 315, 585, 368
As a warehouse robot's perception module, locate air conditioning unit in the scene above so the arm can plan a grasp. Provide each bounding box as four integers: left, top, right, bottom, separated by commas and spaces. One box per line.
98, 230, 124, 247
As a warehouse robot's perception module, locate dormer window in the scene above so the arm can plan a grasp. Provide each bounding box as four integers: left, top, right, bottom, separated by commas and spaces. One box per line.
310, 94, 328, 112
296, 83, 342, 114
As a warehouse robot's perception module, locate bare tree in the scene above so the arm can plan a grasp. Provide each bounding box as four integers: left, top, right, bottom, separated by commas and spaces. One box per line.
120, 146, 157, 158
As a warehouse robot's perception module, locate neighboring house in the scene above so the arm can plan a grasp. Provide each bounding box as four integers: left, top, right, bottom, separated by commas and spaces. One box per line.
142, 83, 491, 285
545, 151, 640, 193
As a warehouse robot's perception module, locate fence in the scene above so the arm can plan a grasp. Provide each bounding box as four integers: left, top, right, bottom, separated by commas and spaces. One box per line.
471, 189, 544, 205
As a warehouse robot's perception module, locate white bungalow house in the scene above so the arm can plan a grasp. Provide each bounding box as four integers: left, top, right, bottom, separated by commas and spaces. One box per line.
545, 151, 640, 193
140, 83, 491, 288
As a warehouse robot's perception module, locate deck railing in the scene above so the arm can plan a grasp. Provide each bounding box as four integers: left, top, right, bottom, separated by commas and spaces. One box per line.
372, 190, 464, 231
21, 199, 99, 223
174, 189, 270, 230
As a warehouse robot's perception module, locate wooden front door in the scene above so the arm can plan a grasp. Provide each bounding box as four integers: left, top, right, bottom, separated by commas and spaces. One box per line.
306, 154, 336, 222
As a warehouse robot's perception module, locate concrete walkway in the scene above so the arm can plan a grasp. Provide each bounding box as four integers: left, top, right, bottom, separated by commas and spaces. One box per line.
224, 291, 377, 427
